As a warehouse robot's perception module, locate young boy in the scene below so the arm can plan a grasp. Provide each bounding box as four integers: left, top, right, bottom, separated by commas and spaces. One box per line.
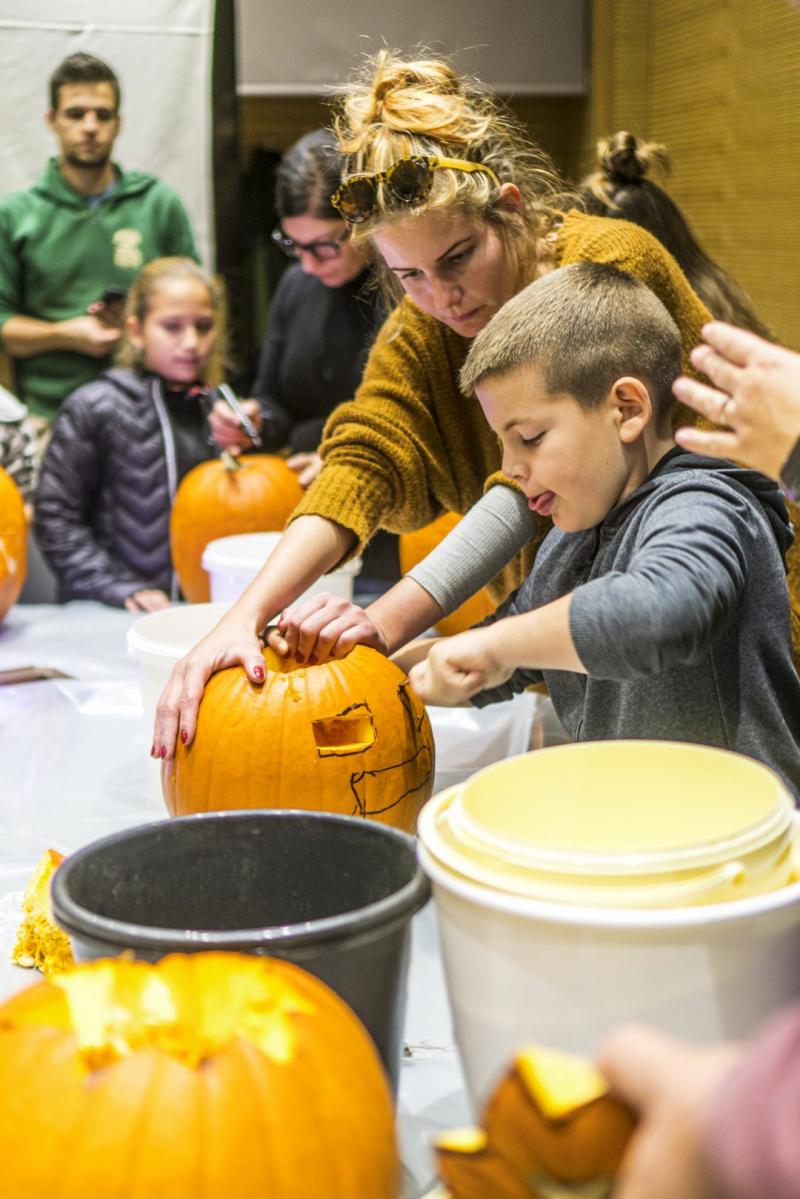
402, 261, 800, 796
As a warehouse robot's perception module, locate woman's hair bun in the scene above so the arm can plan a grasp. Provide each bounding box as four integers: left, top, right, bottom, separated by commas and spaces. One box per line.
339, 50, 473, 149
596, 131, 670, 184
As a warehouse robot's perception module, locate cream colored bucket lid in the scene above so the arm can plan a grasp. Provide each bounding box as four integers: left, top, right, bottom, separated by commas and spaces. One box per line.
418, 741, 796, 907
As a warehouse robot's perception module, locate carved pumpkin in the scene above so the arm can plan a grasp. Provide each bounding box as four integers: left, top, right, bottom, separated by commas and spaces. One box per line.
170, 452, 303, 602
163, 645, 434, 832
399, 513, 495, 637
0, 953, 399, 1198
0, 466, 26, 623
435, 1044, 635, 1196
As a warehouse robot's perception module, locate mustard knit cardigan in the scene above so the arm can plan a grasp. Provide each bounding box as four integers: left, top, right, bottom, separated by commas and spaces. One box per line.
292, 209, 800, 659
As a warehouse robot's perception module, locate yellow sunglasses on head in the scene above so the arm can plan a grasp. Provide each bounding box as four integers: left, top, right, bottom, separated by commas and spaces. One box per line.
331, 155, 500, 224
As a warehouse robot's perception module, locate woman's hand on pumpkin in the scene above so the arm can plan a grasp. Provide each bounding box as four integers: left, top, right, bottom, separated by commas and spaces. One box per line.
272, 592, 389, 664
125, 588, 171, 613
408, 628, 512, 706
208, 398, 263, 456
597, 1025, 742, 1199
153, 624, 267, 758
673, 322, 800, 481
287, 451, 323, 489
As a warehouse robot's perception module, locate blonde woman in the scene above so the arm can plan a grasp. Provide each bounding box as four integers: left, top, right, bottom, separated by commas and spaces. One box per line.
153, 51, 723, 756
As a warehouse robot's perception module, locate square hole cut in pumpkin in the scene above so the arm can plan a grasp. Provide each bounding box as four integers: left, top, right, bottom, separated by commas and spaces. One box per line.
312, 706, 376, 756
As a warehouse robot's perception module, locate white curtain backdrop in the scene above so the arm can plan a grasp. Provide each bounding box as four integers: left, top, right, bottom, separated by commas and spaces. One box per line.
0, 1, 215, 265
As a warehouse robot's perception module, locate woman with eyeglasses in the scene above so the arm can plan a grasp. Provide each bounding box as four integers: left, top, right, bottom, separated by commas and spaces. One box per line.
152, 49, 772, 756
250, 128, 383, 488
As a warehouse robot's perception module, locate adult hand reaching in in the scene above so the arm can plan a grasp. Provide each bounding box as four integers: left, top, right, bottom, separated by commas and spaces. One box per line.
597, 1025, 741, 1199
674, 322, 800, 482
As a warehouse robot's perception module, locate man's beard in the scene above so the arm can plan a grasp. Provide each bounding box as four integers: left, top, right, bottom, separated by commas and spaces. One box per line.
65, 147, 111, 169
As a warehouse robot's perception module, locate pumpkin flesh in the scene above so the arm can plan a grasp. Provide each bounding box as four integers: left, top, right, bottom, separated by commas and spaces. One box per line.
434, 1045, 635, 1198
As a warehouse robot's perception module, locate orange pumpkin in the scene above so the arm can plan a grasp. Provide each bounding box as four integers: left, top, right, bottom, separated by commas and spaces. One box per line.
434, 1044, 635, 1196
0, 466, 27, 622
0, 953, 399, 1198
399, 513, 495, 636
163, 645, 434, 832
170, 452, 303, 602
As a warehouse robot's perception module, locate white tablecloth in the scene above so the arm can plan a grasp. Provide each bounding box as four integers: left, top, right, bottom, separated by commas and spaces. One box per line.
0, 601, 566, 1196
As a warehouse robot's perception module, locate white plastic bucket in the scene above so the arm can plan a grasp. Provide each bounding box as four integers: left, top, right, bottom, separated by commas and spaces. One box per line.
202, 532, 362, 605
417, 740, 800, 1107
127, 602, 231, 798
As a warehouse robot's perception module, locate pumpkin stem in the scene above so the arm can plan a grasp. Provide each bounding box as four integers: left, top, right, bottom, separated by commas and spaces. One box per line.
221, 449, 244, 473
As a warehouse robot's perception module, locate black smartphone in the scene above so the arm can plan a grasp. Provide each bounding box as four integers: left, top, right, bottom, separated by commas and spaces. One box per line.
99, 286, 128, 306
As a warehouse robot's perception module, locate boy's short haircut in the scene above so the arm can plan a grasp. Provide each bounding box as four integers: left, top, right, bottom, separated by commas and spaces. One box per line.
49, 52, 121, 112
460, 261, 682, 432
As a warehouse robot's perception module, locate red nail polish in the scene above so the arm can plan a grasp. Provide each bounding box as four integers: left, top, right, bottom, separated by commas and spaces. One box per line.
160, 746, 168, 758
308, 654, 318, 665
295, 652, 305, 663
253, 666, 264, 680
150, 743, 156, 757
180, 729, 188, 744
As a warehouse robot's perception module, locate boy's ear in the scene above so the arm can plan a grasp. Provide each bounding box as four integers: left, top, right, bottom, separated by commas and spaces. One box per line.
611, 376, 653, 443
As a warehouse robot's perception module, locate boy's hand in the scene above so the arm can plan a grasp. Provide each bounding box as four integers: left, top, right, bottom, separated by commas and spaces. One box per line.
271, 592, 389, 663
408, 628, 512, 705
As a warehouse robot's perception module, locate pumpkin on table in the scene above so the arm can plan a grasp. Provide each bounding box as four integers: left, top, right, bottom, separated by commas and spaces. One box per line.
170, 452, 303, 602
434, 1044, 636, 1198
0, 953, 399, 1198
0, 465, 27, 622
162, 645, 434, 833
399, 513, 495, 637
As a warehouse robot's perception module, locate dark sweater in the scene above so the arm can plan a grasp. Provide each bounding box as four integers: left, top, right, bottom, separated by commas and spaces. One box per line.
34, 368, 216, 606
473, 449, 800, 798
251, 264, 383, 453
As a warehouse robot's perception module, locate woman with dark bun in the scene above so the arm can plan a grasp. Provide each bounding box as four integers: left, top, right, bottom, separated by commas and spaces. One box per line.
581, 130, 771, 337
153, 50, 797, 755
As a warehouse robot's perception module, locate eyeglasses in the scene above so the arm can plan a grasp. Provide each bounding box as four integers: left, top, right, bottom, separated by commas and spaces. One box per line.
330, 155, 501, 225
271, 226, 349, 261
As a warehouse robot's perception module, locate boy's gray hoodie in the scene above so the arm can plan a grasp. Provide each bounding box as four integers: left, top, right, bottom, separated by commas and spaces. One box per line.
473, 448, 800, 799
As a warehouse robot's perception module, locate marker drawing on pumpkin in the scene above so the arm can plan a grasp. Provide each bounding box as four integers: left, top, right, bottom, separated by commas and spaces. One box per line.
349, 742, 434, 818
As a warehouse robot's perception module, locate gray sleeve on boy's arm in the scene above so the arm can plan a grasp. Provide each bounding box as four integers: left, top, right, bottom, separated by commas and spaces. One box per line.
569, 489, 751, 679
406, 484, 535, 612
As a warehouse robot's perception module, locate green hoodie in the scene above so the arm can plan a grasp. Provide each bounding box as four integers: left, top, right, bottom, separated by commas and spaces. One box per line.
0, 158, 199, 419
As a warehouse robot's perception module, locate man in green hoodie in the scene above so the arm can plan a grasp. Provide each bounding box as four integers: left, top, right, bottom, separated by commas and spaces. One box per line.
0, 51, 199, 428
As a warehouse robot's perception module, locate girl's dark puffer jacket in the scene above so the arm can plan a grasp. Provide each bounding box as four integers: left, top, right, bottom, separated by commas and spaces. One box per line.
34, 367, 216, 606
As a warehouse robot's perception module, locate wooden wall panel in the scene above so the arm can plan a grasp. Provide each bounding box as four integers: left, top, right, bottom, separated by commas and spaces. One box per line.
590, 0, 800, 347
239, 94, 586, 182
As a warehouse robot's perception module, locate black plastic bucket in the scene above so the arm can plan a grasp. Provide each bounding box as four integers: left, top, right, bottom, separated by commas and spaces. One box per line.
51, 810, 431, 1092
